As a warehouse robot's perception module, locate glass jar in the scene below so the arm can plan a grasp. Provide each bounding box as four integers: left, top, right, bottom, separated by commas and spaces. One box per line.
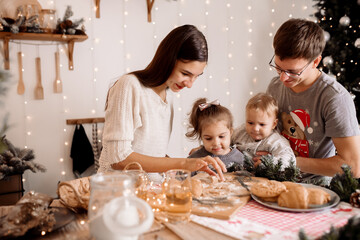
88, 172, 153, 240
123, 169, 149, 200
40, 9, 57, 33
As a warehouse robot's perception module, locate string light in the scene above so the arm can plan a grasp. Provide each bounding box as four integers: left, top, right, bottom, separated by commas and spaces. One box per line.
7, 0, 317, 193
177, 0, 185, 154
225, 0, 232, 107
248, 0, 258, 96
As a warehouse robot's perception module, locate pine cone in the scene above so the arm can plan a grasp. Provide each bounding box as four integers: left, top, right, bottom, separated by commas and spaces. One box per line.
350, 189, 360, 208
64, 20, 73, 27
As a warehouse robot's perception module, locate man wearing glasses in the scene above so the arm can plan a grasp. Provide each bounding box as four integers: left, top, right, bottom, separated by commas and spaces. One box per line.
266, 18, 360, 183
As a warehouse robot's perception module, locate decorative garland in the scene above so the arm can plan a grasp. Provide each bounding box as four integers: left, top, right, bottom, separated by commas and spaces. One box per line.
242, 153, 301, 182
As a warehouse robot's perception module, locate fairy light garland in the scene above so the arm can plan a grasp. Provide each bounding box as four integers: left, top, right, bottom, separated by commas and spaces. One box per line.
123, 0, 131, 73
247, 0, 256, 96
268, 0, 277, 77
18, 43, 30, 188
153, 5, 158, 46
90, 0, 99, 117
58, 43, 68, 181
9, 0, 65, 184
225, 0, 233, 109
120, 0, 127, 74
176, 0, 188, 155
289, 0, 295, 18
7, 0, 318, 190
203, 0, 209, 96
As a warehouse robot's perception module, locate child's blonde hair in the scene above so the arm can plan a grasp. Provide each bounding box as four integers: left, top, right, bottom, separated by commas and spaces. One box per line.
246, 93, 278, 118
186, 98, 233, 141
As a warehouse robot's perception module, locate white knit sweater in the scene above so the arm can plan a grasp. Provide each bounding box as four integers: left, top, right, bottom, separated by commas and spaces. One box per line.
98, 74, 174, 172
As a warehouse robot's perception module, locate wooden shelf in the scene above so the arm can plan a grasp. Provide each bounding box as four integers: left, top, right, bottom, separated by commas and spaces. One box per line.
66, 117, 105, 125
0, 32, 88, 70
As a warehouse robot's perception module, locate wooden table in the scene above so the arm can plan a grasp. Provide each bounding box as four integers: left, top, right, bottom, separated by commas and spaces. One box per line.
0, 205, 236, 240
1, 199, 360, 240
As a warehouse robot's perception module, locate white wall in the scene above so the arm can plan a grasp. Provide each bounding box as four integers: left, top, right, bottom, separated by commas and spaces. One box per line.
1, 0, 315, 197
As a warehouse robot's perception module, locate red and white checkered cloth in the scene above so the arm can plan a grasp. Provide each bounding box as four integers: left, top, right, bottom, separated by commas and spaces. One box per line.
191, 200, 360, 240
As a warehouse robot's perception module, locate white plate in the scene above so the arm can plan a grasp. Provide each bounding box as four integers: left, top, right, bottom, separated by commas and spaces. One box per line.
251, 183, 340, 213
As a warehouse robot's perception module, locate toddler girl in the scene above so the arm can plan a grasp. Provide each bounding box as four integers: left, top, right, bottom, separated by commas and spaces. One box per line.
187, 98, 244, 171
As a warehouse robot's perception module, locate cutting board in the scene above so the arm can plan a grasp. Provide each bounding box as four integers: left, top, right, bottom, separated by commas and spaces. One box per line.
191, 173, 267, 220
164, 221, 238, 240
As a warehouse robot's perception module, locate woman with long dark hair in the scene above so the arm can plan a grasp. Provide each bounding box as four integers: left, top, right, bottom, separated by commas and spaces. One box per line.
99, 25, 226, 180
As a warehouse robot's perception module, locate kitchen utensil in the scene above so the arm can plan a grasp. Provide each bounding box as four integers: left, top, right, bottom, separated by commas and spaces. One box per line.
54, 52, 62, 93
34, 57, 44, 100
17, 52, 25, 95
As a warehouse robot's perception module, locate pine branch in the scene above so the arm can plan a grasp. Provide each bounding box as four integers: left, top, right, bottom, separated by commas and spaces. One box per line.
299, 215, 360, 240
56, 6, 86, 35
71, 19, 85, 28
0, 137, 46, 179
283, 159, 302, 182
243, 152, 254, 172
243, 154, 301, 182
298, 228, 310, 240
2, 136, 17, 157
19, 149, 35, 161
329, 164, 359, 202
226, 162, 244, 172
63, 6, 73, 21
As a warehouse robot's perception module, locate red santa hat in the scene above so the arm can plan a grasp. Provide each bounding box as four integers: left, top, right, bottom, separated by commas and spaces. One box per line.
290, 109, 313, 134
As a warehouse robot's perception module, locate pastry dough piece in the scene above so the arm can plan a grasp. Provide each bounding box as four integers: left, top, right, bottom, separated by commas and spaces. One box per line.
250, 180, 286, 197
210, 175, 219, 184
192, 172, 218, 184
277, 185, 309, 209
191, 178, 203, 198
307, 188, 331, 205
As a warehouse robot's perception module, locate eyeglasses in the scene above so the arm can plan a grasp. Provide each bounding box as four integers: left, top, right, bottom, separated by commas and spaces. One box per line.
268, 55, 312, 79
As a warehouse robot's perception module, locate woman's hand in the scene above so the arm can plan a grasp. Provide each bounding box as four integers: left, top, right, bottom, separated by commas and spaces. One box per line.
111, 162, 123, 170
185, 156, 227, 181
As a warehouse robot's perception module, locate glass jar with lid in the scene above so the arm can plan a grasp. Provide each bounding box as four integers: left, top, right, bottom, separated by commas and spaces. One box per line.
40, 9, 57, 33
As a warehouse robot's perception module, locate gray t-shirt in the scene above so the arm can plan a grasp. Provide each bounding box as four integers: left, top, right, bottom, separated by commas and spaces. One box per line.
267, 71, 359, 183
188, 146, 244, 169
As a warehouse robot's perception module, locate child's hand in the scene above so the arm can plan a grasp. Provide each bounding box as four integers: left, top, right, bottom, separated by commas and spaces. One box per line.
186, 156, 227, 181
253, 151, 270, 167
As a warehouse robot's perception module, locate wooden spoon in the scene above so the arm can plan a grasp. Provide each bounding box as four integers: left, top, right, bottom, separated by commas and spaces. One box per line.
17, 52, 25, 95
54, 52, 62, 93
34, 57, 44, 100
